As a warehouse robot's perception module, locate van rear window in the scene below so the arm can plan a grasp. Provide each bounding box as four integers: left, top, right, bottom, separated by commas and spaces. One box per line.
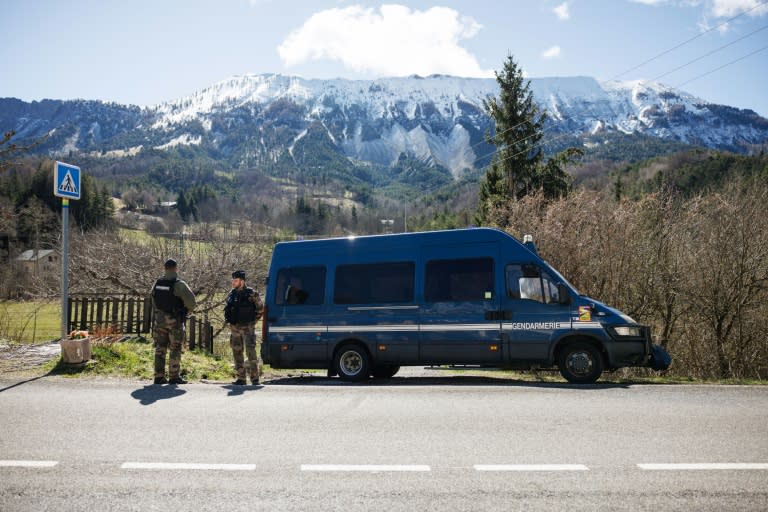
334, 262, 415, 304
425, 258, 494, 302
275, 266, 326, 306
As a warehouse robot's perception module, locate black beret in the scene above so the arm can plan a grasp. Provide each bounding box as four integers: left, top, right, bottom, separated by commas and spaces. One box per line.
164, 258, 178, 269
232, 270, 246, 280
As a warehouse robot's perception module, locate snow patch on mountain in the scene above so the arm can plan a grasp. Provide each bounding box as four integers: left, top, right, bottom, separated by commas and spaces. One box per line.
154, 134, 202, 150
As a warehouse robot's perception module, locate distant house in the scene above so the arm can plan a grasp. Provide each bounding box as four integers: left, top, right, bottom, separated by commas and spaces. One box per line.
16, 249, 59, 275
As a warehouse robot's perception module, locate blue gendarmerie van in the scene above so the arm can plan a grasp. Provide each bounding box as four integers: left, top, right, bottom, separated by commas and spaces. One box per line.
261, 228, 670, 384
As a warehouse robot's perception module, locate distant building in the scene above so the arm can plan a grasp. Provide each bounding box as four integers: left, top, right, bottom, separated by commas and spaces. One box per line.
16, 249, 59, 275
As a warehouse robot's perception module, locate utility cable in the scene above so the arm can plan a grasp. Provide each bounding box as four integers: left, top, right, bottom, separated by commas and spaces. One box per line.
651, 23, 768, 82
675, 43, 768, 88
610, 0, 768, 80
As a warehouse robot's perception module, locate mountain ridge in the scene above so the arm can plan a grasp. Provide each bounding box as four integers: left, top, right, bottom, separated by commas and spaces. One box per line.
2, 73, 767, 177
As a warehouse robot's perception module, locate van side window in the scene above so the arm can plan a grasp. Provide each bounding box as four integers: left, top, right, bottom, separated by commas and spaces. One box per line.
506, 264, 560, 304
425, 258, 494, 302
275, 266, 326, 306
334, 262, 415, 304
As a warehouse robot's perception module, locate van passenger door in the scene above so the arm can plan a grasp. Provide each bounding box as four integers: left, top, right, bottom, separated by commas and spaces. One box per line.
501, 264, 572, 361
419, 245, 502, 365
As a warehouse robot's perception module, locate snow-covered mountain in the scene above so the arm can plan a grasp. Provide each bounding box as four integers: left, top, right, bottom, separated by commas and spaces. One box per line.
3, 73, 767, 176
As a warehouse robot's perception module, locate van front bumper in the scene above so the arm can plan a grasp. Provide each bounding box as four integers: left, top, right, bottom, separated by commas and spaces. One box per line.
604, 325, 672, 370
604, 325, 654, 369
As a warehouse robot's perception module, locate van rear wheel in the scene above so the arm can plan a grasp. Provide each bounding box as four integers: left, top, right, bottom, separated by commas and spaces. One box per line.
557, 342, 603, 384
335, 345, 370, 382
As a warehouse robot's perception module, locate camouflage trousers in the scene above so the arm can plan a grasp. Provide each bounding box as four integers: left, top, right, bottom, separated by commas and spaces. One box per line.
230, 322, 262, 381
153, 313, 185, 379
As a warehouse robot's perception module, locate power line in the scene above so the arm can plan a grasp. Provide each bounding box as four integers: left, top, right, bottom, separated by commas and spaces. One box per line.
675, 43, 768, 88
651, 23, 768, 82
610, 0, 768, 80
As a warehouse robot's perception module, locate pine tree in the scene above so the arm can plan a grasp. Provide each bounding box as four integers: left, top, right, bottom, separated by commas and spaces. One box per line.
176, 191, 190, 221
482, 55, 545, 202
478, 55, 581, 225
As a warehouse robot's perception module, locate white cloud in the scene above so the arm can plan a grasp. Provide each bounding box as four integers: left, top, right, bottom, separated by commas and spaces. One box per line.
630, 0, 768, 17
553, 2, 570, 20
542, 46, 561, 58
277, 4, 493, 77
709, 0, 768, 18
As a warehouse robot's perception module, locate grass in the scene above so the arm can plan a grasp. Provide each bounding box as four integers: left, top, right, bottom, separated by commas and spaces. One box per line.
0, 300, 62, 344
43, 337, 236, 382
36, 340, 766, 385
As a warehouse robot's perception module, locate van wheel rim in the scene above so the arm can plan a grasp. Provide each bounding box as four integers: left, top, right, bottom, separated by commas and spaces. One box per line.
339, 350, 362, 376
566, 351, 593, 376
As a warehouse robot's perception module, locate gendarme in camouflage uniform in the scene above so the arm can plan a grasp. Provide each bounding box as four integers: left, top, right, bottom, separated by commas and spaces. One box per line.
150, 259, 196, 385
225, 270, 264, 385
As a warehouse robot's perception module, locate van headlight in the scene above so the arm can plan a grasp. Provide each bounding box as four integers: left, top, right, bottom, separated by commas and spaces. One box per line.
611, 325, 642, 337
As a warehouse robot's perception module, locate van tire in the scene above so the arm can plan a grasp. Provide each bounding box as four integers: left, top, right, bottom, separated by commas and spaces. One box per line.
335, 345, 370, 382
372, 365, 400, 379
557, 342, 603, 384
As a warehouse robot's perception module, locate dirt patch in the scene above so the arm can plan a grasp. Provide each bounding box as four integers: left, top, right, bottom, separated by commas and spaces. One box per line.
0, 340, 61, 374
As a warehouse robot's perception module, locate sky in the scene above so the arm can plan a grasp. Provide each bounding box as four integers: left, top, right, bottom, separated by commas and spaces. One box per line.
2, 0, 768, 116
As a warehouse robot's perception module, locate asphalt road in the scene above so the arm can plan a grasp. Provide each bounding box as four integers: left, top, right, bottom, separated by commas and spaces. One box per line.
1, 373, 767, 511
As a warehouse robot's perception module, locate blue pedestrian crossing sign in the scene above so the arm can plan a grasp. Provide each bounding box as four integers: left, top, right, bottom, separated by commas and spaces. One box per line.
54, 161, 81, 200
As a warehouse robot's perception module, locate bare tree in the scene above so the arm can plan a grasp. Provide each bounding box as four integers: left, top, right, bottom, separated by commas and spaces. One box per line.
676, 182, 768, 379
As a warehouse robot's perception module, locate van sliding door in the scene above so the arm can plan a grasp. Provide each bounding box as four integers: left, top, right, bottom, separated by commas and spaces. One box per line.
419, 244, 502, 365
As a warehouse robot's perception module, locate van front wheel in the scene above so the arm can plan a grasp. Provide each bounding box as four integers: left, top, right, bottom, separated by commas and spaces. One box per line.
557, 342, 603, 384
335, 345, 370, 382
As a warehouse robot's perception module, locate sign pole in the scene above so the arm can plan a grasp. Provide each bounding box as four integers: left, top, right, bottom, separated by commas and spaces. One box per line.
54, 161, 81, 342
61, 198, 69, 341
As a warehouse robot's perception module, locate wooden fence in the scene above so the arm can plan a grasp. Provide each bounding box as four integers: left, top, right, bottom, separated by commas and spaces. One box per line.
67, 295, 214, 353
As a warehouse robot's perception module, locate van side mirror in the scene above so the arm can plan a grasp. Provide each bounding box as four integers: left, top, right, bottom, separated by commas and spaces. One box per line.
558, 284, 571, 305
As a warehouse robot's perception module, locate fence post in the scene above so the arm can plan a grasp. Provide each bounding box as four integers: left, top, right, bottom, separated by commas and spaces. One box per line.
79, 297, 89, 331
142, 298, 152, 334
206, 323, 214, 354
189, 316, 197, 351
127, 298, 136, 334
95, 298, 104, 332
110, 297, 119, 332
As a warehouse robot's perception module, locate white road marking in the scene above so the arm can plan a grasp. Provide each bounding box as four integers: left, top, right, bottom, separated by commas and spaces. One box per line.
0, 460, 58, 468
638, 463, 768, 471
301, 464, 431, 472
121, 462, 256, 471
474, 464, 589, 472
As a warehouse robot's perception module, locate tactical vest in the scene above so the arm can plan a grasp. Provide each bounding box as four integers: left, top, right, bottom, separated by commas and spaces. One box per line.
153, 278, 185, 314
225, 287, 258, 325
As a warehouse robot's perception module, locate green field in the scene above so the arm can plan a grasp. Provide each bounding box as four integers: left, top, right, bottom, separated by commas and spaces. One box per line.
0, 301, 62, 344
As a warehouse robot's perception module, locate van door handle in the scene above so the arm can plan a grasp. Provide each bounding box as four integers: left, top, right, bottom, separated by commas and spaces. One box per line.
485, 311, 513, 321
